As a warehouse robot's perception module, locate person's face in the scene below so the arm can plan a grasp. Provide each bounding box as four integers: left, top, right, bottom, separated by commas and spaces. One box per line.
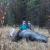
22, 21, 26, 25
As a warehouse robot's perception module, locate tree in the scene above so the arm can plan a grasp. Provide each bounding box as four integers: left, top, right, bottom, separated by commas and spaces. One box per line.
0, 0, 49, 27
26, 0, 40, 25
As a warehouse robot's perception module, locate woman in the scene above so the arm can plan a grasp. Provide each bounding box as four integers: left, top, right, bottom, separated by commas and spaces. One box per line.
19, 21, 29, 30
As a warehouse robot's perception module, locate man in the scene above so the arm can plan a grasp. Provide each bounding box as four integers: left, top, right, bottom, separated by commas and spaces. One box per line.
27, 21, 32, 30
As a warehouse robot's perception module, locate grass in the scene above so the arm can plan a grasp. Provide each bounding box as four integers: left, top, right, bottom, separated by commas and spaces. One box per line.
0, 26, 50, 50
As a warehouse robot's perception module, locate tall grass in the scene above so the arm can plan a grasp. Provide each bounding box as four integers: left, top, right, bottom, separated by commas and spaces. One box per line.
0, 26, 50, 50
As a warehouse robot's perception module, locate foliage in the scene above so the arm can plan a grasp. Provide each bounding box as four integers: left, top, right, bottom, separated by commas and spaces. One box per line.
0, 0, 49, 26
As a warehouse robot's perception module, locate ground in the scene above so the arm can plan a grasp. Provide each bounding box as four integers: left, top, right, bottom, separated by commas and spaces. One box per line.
0, 26, 50, 50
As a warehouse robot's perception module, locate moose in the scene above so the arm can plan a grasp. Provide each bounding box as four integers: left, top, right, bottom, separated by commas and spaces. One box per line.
9, 28, 48, 43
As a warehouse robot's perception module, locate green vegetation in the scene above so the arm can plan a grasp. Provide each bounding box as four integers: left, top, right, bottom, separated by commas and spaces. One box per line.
0, 0, 49, 26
